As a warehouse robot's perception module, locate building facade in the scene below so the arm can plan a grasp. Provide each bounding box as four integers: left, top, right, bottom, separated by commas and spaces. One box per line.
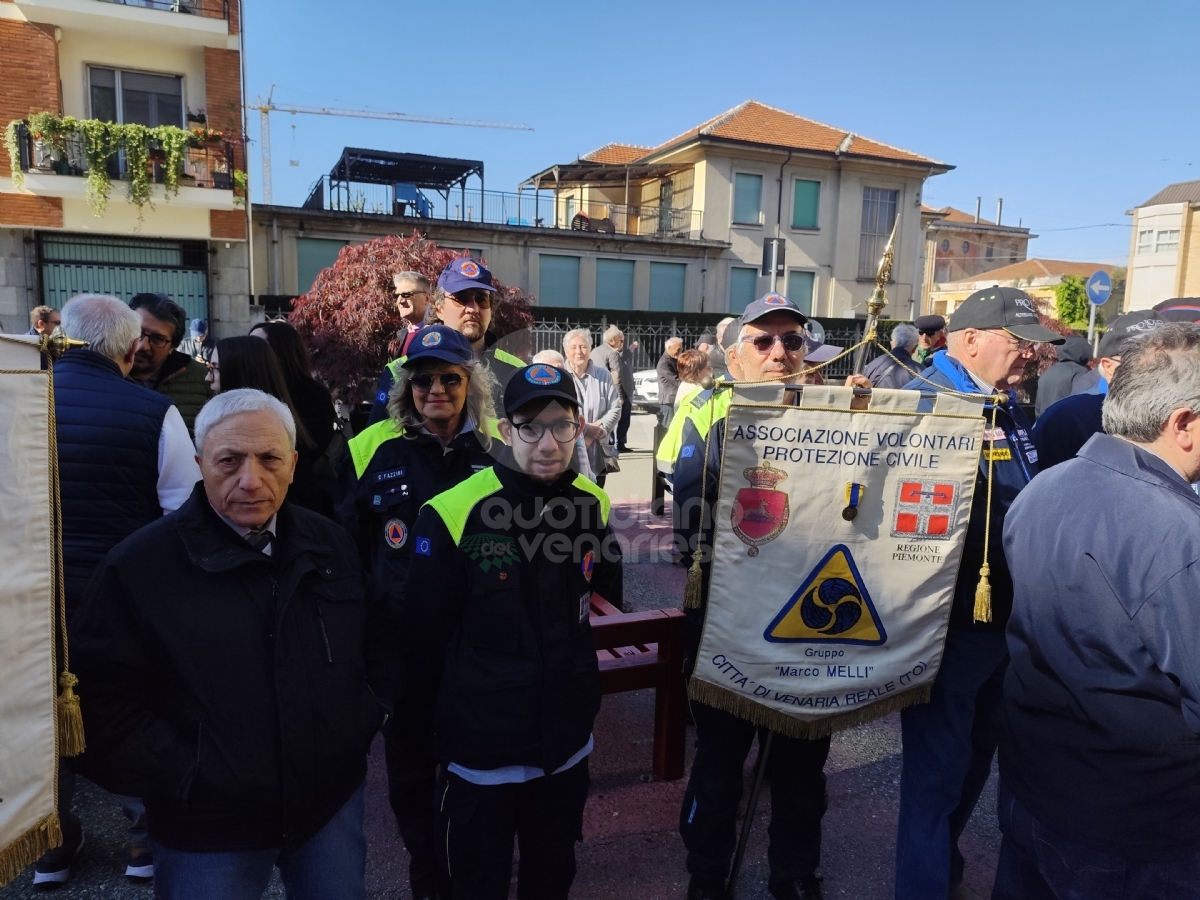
1125, 180, 1200, 310
920, 204, 1034, 309
0, 0, 247, 335
928, 258, 1114, 319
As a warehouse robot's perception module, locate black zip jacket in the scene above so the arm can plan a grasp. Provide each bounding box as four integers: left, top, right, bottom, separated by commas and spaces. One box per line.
71, 483, 399, 852
407, 462, 622, 773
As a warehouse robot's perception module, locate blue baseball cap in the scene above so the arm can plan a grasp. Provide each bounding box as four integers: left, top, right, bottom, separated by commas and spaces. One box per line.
437, 257, 496, 296
741, 292, 809, 326
402, 325, 474, 368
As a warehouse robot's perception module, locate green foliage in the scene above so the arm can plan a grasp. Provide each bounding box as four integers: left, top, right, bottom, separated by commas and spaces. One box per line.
1109, 266, 1127, 314
1054, 274, 1102, 330
5, 113, 224, 217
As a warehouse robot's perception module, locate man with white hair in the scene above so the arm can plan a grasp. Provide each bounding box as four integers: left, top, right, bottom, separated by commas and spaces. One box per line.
564, 328, 620, 485
657, 336, 684, 426
72, 389, 397, 900
591, 325, 636, 451
33, 293, 201, 887
863, 323, 922, 390
995, 323, 1200, 898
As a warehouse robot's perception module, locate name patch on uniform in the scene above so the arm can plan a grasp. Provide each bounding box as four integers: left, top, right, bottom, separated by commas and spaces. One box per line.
416, 537, 432, 556
375, 467, 407, 483
680, 445, 696, 459
579, 591, 591, 624
982, 427, 1008, 443
384, 518, 408, 549
983, 447, 1013, 461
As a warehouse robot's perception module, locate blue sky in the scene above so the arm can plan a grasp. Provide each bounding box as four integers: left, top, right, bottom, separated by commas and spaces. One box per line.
243, 0, 1198, 267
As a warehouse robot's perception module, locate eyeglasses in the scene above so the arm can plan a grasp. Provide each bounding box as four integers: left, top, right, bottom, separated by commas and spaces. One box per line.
206, 361, 220, 372
512, 419, 581, 444
985, 331, 1035, 354
139, 330, 172, 349
410, 372, 464, 391
446, 292, 493, 310
396, 290, 428, 300
739, 332, 807, 354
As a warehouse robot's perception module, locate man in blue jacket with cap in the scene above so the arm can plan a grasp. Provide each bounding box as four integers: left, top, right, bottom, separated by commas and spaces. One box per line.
894, 286, 1063, 900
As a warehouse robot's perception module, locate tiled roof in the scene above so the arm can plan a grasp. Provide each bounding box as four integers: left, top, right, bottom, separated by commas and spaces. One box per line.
643, 100, 945, 168
1138, 180, 1200, 207
960, 258, 1113, 284
938, 206, 994, 225
580, 143, 650, 165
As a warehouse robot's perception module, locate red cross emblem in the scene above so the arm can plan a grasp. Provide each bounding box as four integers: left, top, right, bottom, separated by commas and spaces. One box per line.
891, 480, 958, 540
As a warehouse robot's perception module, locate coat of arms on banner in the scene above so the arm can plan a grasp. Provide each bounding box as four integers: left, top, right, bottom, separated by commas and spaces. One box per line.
731, 461, 790, 556
765, 545, 886, 645
891, 480, 959, 540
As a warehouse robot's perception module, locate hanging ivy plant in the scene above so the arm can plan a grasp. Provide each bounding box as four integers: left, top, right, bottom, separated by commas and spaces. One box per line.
151, 125, 189, 198
77, 117, 120, 215
4, 121, 23, 190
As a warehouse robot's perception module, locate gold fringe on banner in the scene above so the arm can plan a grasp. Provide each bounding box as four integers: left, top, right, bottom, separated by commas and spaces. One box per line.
688, 678, 932, 741
0, 814, 61, 888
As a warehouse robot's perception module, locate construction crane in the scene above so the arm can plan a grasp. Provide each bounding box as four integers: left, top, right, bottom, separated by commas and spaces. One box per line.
251, 86, 533, 204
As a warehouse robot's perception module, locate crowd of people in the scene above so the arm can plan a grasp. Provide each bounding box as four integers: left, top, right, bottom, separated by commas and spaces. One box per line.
17, 255, 1200, 900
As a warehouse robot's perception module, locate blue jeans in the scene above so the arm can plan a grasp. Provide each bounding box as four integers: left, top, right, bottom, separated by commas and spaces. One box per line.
152, 783, 366, 900
894, 629, 1008, 900
992, 781, 1200, 900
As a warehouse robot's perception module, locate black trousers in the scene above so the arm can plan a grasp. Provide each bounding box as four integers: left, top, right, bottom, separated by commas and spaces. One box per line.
385, 729, 450, 898
435, 759, 590, 900
616, 397, 632, 448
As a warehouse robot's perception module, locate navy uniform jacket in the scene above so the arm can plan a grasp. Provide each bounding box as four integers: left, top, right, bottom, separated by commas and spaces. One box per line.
1030, 390, 1104, 470
1001, 434, 1200, 860
903, 351, 1039, 631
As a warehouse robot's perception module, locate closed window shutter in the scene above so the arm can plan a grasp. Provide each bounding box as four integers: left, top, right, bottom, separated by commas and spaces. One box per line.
596, 259, 634, 310
539, 255, 581, 307
733, 174, 763, 225
730, 267, 758, 313
649, 263, 686, 312
786, 271, 815, 315
792, 180, 820, 229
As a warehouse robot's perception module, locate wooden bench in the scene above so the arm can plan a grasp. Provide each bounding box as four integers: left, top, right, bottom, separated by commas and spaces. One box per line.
590, 594, 687, 781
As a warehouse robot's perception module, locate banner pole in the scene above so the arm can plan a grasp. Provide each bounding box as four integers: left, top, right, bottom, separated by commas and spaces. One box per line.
850, 216, 898, 376
726, 730, 774, 898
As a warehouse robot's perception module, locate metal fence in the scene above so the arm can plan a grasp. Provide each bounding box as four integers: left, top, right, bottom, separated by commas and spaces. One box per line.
95, 0, 229, 18
302, 177, 705, 240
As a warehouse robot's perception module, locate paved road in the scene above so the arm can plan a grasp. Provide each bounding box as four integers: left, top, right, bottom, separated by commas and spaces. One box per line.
2, 414, 1000, 899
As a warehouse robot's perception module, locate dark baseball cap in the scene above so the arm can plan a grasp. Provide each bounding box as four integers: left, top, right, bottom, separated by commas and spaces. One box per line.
437, 257, 496, 295
948, 287, 1064, 344
401, 325, 474, 367
503, 364, 580, 417
914, 314, 945, 333
741, 292, 809, 326
1097, 310, 1165, 358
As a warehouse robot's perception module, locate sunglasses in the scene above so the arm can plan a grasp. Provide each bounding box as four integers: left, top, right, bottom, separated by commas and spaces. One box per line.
410, 372, 464, 391
919, 328, 942, 337
740, 332, 807, 354
446, 292, 493, 310
397, 290, 428, 300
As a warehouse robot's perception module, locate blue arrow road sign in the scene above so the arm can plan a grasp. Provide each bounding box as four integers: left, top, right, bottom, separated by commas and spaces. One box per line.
1086, 270, 1112, 306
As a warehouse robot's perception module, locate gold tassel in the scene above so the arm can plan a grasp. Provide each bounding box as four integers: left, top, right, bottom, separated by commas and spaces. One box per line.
57, 671, 86, 757
683, 557, 704, 609
974, 562, 993, 624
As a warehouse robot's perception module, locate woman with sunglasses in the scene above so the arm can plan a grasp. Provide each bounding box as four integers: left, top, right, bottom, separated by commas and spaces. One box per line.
335, 324, 498, 900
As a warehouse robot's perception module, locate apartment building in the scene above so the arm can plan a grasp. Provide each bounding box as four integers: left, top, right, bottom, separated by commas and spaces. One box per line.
1125, 180, 1200, 310
0, 0, 247, 334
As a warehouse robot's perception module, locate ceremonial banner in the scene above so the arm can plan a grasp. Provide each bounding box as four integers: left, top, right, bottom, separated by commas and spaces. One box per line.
0, 337, 61, 885
690, 385, 986, 737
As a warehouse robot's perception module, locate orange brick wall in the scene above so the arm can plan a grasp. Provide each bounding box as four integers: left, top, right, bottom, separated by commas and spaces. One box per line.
228, 0, 239, 35
204, 47, 243, 170
0, 194, 63, 228
211, 209, 246, 240
0, 20, 62, 179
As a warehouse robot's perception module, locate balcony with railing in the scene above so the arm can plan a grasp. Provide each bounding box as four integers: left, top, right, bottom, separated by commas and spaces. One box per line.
301, 175, 704, 241
6, 120, 240, 212
12, 0, 231, 44
93, 0, 229, 18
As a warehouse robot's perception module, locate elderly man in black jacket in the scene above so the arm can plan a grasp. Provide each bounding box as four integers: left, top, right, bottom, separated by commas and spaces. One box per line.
72, 388, 397, 900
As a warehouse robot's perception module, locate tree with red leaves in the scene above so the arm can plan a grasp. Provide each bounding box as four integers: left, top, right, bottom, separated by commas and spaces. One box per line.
289, 231, 534, 397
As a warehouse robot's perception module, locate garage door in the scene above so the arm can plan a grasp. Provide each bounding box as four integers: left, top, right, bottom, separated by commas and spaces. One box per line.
39, 233, 209, 322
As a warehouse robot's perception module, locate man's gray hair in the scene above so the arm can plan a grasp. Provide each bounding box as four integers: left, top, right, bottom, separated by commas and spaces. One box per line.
1103, 324, 1200, 443
665, 336, 684, 352
562, 328, 593, 352
603, 325, 623, 345
891, 323, 920, 352
61, 294, 141, 363
533, 349, 566, 367
387, 356, 497, 450
393, 271, 430, 290
715, 317, 735, 342
195, 389, 296, 455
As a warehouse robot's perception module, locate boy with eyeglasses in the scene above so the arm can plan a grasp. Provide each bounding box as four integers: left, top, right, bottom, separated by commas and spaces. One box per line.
406, 364, 622, 900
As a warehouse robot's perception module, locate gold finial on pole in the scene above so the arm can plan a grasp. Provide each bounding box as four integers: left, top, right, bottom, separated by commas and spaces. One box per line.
851, 215, 899, 375
38, 331, 88, 360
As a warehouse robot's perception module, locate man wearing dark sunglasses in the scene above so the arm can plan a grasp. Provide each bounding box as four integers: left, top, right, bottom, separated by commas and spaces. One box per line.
393, 271, 432, 350
406, 364, 622, 900
369, 258, 525, 426
671, 293, 870, 900
913, 314, 947, 367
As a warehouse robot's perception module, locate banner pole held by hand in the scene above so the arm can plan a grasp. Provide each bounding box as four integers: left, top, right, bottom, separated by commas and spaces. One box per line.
726, 730, 774, 898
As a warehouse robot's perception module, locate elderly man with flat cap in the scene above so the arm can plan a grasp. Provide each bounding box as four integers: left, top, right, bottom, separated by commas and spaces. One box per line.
1031, 309, 1166, 469
893, 287, 1063, 900
913, 314, 947, 366
72, 389, 398, 900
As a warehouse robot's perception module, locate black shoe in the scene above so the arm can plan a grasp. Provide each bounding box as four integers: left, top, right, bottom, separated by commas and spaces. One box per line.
769, 875, 825, 900
125, 847, 154, 882
687, 873, 726, 900
618, 445, 633, 452
32, 828, 84, 889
